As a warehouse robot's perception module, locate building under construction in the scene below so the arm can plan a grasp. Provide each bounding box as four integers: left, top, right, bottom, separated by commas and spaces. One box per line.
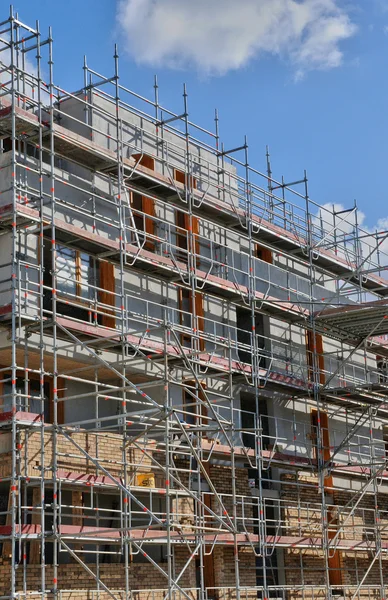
1, 7, 388, 600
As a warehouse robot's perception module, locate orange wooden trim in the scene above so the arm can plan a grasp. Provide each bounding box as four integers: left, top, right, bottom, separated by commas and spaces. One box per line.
99, 261, 116, 329
191, 215, 200, 258
132, 153, 155, 171
203, 549, 215, 590
72, 490, 83, 526
306, 331, 325, 384
328, 550, 343, 586
310, 408, 343, 585
174, 168, 197, 189
311, 408, 333, 486
256, 244, 273, 264
182, 213, 200, 265
179, 290, 205, 351
142, 195, 156, 251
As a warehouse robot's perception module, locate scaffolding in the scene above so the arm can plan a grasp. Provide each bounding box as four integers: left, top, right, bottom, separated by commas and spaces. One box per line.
0, 6, 388, 600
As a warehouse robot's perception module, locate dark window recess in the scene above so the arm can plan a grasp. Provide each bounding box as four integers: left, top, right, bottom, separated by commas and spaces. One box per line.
377, 356, 388, 383
1, 137, 38, 159
176, 210, 188, 262
183, 388, 197, 426
39, 490, 54, 564
383, 426, 388, 458
132, 192, 144, 232
100, 499, 120, 563
240, 394, 270, 451
180, 288, 192, 348
0, 482, 11, 558
236, 307, 266, 366
131, 543, 167, 564
3, 377, 50, 421
255, 553, 279, 592
255, 244, 273, 264
254, 497, 279, 588
240, 394, 271, 489
2, 137, 12, 153
0, 487, 9, 527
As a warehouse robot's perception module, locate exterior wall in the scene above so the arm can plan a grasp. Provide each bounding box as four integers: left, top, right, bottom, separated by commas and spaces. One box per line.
57, 91, 238, 208
281, 472, 388, 598
213, 547, 257, 600
0, 146, 360, 387
0, 429, 154, 481
0, 552, 196, 599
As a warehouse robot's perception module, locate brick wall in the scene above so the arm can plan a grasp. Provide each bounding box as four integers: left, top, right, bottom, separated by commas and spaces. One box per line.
210, 466, 256, 598
212, 547, 257, 600
0, 548, 196, 599
0, 436, 259, 598
281, 472, 388, 599
209, 465, 254, 529
16, 429, 154, 480
281, 472, 322, 539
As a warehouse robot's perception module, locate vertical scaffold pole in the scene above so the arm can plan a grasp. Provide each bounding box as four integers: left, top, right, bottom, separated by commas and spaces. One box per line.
9, 7, 18, 598
47, 24, 59, 600
304, 172, 332, 598
35, 18, 47, 600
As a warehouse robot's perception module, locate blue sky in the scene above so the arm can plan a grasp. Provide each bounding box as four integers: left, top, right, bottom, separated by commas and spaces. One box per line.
8, 0, 388, 232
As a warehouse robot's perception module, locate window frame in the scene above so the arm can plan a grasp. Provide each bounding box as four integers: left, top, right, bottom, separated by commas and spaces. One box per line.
178, 288, 205, 351
130, 192, 156, 252
54, 243, 96, 306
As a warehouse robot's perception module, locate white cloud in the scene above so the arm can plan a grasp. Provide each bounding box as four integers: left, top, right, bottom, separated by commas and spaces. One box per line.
377, 217, 388, 231
117, 0, 357, 77
0, 36, 39, 88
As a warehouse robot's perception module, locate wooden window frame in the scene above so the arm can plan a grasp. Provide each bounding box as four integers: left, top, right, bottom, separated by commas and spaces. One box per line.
55, 244, 95, 307
44, 241, 117, 330
175, 209, 200, 264
174, 168, 197, 190
178, 288, 205, 351
255, 244, 273, 264
311, 409, 330, 464
98, 260, 116, 329
306, 330, 325, 385
131, 192, 156, 252
132, 153, 155, 171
